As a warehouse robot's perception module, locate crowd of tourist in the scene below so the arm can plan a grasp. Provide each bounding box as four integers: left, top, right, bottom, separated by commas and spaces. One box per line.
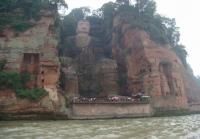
72, 94, 150, 103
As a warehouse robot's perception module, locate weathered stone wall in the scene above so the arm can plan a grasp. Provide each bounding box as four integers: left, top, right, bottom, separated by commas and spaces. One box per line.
96, 58, 119, 96
71, 103, 153, 119
184, 72, 200, 103
0, 16, 58, 68
0, 12, 63, 114
189, 103, 200, 112
0, 90, 56, 114
60, 57, 79, 98
112, 26, 189, 110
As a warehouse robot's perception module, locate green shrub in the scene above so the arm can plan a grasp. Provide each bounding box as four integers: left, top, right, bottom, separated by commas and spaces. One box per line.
172, 45, 188, 67
0, 71, 48, 101
0, 71, 31, 90
16, 88, 48, 101
0, 60, 6, 71
0, 0, 67, 32
0, 60, 47, 101
12, 22, 33, 32
20, 72, 31, 88
0, 72, 22, 90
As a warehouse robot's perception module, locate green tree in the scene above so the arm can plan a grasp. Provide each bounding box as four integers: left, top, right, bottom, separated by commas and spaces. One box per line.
116, 0, 130, 5
60, 0, 187, 67
172, 44, 188, 67
135, 0, 156, 14
86, 15, 105, 39
0, 60, 6, 71
0, 0, 17, 12
61, 15, 77, 37
69, 7, 91, 21
100, 2, 118, 41
101, 2, 117, 20
60, 7, 91, 43
49, 0, 68, 10
0, 0, 67, 31
162, 17, 180, 47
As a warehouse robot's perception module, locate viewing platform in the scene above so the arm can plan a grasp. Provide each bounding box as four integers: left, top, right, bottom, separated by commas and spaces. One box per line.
70, 96, 153, 119
71, 96, 150, 104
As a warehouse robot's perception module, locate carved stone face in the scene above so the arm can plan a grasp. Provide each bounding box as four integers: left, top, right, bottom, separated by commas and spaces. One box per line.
76, 20, 90, 34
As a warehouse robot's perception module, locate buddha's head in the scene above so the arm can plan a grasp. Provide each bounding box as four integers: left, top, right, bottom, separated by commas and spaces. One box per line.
76, 20, 90, 34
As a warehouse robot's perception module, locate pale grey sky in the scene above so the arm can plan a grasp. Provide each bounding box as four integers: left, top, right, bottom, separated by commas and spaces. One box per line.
65, 0, 200, 76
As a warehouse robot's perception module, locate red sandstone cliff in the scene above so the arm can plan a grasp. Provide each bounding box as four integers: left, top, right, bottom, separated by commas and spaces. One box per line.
0, 14, 200, 119
0, 12, 68, 119
111, 20, 200, 110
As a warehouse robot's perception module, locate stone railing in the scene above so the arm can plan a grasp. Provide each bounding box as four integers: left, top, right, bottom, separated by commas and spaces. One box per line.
189, 102, 200, 106
71, 96, 150, 104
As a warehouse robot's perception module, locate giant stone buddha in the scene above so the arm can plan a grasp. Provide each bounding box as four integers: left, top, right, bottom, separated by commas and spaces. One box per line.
60, 20, 119, 98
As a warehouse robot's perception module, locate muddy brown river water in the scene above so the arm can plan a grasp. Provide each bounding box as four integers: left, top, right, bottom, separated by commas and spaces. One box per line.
1, 114, 200, 139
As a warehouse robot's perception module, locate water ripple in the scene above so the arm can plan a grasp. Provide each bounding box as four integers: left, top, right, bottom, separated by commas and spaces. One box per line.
1, 115, 200, 139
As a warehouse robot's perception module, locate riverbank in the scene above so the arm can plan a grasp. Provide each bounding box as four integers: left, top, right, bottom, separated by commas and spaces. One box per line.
1, 108, 200, 121
0, 112, 68, 121
1, 95, 200, 120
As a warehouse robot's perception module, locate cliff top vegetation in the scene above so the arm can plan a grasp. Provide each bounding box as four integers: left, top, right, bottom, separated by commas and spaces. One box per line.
0, 0, 67, 31
60, 0, 187, 67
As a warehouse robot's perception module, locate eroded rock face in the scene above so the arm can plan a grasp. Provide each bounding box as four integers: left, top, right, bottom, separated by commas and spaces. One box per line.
96, 58, 119, 97
184, 71, 200, 103
60, 57, 79, 98
0, 90, 58, 115
0, 12, 65, 116
112, 27, 189, 110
